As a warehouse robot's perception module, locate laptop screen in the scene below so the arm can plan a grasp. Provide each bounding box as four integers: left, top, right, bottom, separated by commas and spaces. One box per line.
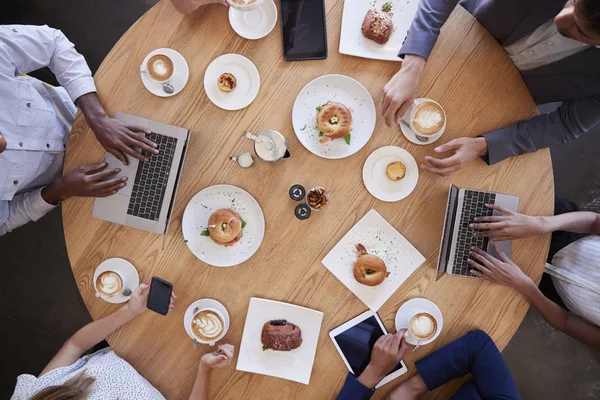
436, 184, 459, 280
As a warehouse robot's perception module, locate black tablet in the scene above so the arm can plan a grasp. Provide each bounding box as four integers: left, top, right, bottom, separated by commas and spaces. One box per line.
280, 0, 328, 61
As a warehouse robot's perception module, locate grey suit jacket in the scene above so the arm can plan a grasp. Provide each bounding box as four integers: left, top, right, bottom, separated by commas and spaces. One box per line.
400, 0, 600, 164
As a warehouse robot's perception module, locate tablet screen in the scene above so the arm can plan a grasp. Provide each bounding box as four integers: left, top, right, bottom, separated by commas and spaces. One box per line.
332, 315, 403, 376
281, 0, 327, 60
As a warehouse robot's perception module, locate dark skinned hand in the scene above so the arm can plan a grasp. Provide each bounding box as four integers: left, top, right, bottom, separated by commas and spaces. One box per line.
58, 162, 126, 199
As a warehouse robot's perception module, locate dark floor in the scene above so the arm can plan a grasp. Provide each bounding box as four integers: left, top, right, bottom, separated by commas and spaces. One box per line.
1, 1, 600, 399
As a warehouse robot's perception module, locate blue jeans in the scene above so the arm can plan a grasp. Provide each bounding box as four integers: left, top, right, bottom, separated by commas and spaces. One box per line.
416, 330, 520, 400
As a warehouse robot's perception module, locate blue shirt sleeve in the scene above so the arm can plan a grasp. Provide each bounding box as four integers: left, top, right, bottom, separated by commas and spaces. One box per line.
336, 373, 375, 400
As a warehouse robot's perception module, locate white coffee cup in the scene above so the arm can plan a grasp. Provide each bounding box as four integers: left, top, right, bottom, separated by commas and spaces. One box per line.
226, 0, 264, 11
190, 307, 230, 346
403, 98, 446, 143
94, 270, 124, 299
404, 311, 438, 342
140, 53, 175, 84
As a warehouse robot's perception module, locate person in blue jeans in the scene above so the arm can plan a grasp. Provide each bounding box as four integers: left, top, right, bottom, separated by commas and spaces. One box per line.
337, 330, 519, 400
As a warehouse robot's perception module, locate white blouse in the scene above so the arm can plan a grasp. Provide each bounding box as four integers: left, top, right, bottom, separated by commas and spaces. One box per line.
545, 235, 600, 326
11, 348, 166, 400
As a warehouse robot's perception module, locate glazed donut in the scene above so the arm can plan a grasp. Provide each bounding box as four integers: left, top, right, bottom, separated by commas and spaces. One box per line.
316, 102, 353, 142
208, 208, 243, 246
353, 244, 388, 286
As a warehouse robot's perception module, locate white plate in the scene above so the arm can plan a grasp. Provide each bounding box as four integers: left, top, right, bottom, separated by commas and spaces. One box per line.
229, 0, 277, 40
204, 54, 260, 110
140, 48, 189, 97
292, 74, 376, 159
322, 209, 425, 311
363, 146, 419, 202
93, 258, 140, 304
236, 298, 324, 385
395, 298, 443, 346
183, 299, 230, 344
182, 184, 265, 267
339, 0, 420, 62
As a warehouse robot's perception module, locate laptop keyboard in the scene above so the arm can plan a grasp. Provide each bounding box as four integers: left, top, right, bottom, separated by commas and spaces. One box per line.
127, 132, 177, 221
452, 190, 496, 277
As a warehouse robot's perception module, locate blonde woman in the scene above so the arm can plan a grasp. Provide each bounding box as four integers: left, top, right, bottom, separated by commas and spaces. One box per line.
11, 284, 235, 399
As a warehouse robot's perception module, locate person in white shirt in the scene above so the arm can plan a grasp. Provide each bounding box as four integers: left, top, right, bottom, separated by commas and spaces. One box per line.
0, 24, 160, 236
11, 284, 235, 400
468, 202, 600, 351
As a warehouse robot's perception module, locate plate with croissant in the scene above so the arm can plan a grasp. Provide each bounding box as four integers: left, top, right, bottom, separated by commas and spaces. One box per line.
292, 74, 376, 159
236, 298, 324, 384
339, 0, 420, 62
322, 209, 425, 311
182, 184, 265, 267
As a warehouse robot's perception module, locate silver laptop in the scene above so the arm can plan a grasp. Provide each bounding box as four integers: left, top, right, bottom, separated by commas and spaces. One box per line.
93, 113, 190, 237
436, 184, 519, 280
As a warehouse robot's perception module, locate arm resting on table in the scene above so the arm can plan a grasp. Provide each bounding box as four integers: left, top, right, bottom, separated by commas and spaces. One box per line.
520, 281, 600, 351
39, 304, 138, 376
481, 95, 600, 165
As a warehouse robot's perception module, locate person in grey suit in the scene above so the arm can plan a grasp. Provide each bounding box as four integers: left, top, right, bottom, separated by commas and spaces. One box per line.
382, 0, 600, 176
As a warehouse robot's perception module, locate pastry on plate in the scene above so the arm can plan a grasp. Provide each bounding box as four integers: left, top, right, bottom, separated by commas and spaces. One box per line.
204, 208, 244, 246
218, 73, 236, 92
353, 244, 389, 286
261, 319, 303, 351
316, 102, 353, 143
386, 161, 406, 181
361, 9, 394, 45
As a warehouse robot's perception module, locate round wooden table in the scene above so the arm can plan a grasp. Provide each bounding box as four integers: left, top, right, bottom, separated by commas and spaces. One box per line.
63, 1, 553, 398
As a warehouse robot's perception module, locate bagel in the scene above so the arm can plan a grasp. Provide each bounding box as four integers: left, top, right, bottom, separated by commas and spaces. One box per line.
316, 102, 353, 143
207, 208, 243, 246
353, 243, 388, 286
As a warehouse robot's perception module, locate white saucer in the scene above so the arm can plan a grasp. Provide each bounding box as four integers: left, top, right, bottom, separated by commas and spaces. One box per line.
140, 48, 189, 97
93, 258, 140, 304
395, 298, 443, 346
229, 0, 277, 40
204, 54, 260, 111
183, 299, 230, 345
363, 146, 419, 202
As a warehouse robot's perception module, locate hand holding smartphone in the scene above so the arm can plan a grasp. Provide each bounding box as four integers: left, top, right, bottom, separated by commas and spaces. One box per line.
147, 277, 173, 315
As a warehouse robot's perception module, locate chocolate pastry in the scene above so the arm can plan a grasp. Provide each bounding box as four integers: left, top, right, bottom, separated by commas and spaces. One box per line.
261, 319, 303, 351
361, 9, 394, 45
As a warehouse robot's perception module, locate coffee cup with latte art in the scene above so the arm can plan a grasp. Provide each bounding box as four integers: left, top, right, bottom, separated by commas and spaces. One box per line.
95, 270, 124, 298
226, 0, 264, 11
407, 312, 438, 341
141, 53, 175, 83
191, 307, 229, 345
408, 99, 446, 143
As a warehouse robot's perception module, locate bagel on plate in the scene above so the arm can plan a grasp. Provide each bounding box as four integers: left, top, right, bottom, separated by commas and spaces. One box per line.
316, 102, 353, 143
353, 243, 389, 286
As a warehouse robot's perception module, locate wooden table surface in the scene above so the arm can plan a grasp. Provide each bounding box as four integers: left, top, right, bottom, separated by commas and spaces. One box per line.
63, 1, 554, 398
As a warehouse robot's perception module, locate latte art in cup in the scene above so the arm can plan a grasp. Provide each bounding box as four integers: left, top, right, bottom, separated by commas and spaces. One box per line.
96, 271, 123, 297
191, 310, 225, 341
408, 312, 437, 341
410, 100, 446, 136
146, 54, 174, 82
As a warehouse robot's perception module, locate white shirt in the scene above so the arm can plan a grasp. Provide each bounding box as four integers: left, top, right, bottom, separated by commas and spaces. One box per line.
504, 19, 591, 71
11, 348, 166, 400
0, 24, 96, 236
545, 235, 600, 326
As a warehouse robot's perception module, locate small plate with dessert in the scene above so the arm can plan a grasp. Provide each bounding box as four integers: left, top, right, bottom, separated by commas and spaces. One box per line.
236, 297, 324, 384
322, 209, 425, 311
363, 146, 419, 202
339, 0, 420, 62
292, 74, 376, 159
182, 184, 265, 267
204, 54, 260, 110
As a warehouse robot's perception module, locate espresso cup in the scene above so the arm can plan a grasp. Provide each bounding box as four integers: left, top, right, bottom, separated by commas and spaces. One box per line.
190, 307, 229, 346
141, 53, 175, 83
95, 270, 124, 298
406, 98, 446, 143
405, 312, 438, 342
226, 0, 264, 11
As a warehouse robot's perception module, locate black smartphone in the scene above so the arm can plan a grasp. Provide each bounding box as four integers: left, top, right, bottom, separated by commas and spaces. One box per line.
280, 0, 328, 61
147, 277, 173, 315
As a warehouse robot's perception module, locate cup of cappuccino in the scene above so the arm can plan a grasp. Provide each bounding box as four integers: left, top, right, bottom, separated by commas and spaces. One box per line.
190, 307, 229, 345
408, 98, 446, 143
406, 312, 438, 342
95, 270, 124, 298
226, 0, 264, 11
141, 53, 175, 83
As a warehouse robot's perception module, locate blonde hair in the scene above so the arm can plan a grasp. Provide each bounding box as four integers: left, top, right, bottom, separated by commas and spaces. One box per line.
30, 371, 95, 400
